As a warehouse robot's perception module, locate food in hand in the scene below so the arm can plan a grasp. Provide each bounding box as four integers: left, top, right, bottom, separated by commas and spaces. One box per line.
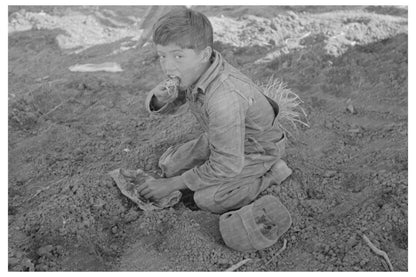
163, 76, 180, 98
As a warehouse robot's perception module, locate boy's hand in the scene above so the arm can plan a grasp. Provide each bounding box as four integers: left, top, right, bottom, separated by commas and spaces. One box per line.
137, 175, 187, 200
151, 78, 179, 106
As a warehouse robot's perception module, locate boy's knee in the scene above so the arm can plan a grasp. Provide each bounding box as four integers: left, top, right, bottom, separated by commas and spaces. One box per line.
158, 146, 177, 177
159, 144, 196, 177
193, 186, 225, 214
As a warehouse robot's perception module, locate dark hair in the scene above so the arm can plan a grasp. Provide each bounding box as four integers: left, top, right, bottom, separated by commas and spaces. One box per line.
152, 8, 213, 50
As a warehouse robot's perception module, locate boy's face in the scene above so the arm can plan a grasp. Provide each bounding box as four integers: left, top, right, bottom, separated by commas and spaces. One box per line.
156, 44, 209, 90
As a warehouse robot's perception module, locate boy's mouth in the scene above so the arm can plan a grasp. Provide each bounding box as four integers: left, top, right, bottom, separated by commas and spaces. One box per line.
168, 75, 182, 87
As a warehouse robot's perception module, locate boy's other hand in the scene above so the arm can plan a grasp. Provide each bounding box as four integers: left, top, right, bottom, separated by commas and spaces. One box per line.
137, 175, 187, 201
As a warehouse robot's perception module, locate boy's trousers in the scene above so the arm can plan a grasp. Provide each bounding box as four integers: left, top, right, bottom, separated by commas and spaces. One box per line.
159, 133, 287, 214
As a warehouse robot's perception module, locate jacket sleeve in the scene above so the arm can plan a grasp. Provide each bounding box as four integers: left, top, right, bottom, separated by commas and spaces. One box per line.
145, 88, 187, 115
180, 89, 248, 191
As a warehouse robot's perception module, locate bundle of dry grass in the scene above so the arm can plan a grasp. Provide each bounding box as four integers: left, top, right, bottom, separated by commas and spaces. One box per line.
260, 77, 309, 141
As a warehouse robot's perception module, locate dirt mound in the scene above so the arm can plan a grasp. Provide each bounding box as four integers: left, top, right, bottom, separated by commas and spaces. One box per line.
8, 6, 407, 271
8, 7, 149, 54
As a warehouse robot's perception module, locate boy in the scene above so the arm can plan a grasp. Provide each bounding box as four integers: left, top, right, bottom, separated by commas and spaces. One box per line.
138, 8, 291, 214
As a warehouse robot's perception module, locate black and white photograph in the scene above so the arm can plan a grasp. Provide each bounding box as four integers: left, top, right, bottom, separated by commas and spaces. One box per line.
7, 3, 409, 272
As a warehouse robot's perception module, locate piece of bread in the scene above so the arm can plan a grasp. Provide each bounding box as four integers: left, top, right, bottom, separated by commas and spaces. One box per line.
164, 77, 180, 96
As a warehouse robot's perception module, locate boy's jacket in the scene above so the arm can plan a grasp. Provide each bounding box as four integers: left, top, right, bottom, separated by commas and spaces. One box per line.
146, 50, 285, 190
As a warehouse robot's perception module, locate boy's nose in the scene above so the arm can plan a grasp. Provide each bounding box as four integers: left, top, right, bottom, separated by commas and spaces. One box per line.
162, 59, 176, 75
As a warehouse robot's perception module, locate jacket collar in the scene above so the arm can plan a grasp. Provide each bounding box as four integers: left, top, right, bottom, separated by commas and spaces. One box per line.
190, 50, 224, 99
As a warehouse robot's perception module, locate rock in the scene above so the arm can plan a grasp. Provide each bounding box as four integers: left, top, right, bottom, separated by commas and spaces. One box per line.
323, 170, 337, 178
348, 128, 360, 133
36, 264, 49, 271
383, 222, 393, 232
78, 82, 87, 90
360, 258, 369, 267
258, 250, 267, 259
20, 258, 35, 271
8, 257, 20, 266
55, 245, 64, 255
37, 245, 54, 257
217, 258, 230, 266
378, 169, 387, 175
111, 225, 118, 234
325, 121, 333, 129
346, 104, 357, 114
287, 11, 299, 20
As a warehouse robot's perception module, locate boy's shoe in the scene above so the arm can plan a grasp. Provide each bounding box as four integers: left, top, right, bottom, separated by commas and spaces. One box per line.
219, 195, 292, 252
269, 159, 292, 184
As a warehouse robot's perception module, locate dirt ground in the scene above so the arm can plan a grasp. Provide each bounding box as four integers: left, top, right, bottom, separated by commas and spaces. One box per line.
8, 6, 408, 271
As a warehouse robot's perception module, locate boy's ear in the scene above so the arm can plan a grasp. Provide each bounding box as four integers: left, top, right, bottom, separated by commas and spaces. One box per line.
201, 46, 212, 62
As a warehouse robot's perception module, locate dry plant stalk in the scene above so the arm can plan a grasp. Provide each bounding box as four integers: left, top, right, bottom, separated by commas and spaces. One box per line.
362, 234, 394, 271
225, 258, 252, 272
260, 77, 309, 141
27, 177, 67, 201
265, 238, 288, 266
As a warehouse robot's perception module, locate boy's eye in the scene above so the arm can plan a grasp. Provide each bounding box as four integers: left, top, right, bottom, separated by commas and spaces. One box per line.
158, 54, 165, 59
175, 55, 183, 59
